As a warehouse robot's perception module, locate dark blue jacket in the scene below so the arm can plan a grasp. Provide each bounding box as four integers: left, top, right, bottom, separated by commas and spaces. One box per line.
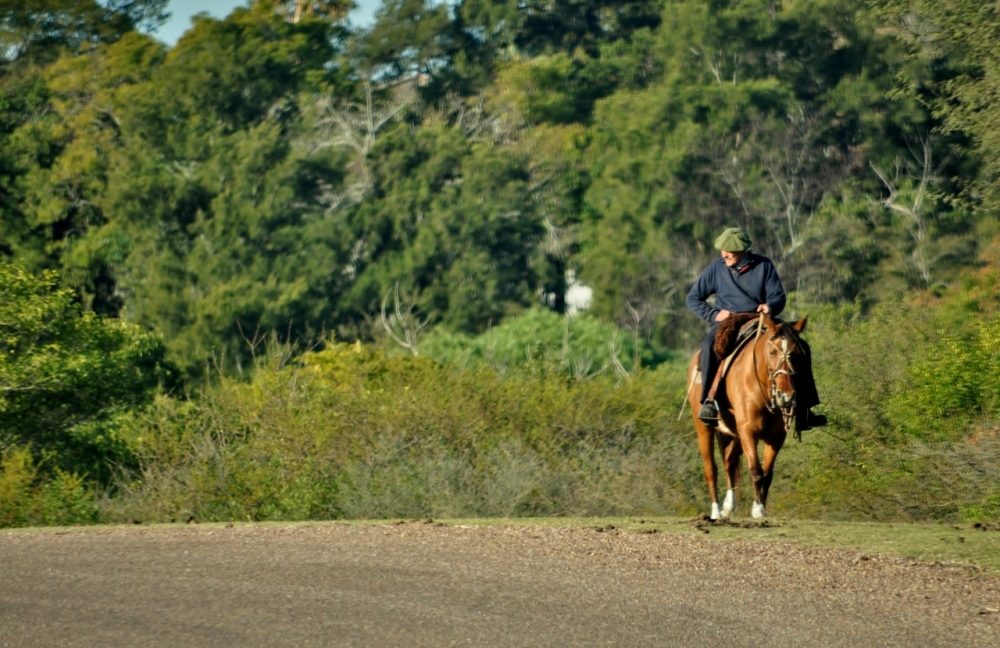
685, 253, 786, 323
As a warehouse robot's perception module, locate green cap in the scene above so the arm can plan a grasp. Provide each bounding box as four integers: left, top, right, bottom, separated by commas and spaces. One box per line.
714, 227, 752, 252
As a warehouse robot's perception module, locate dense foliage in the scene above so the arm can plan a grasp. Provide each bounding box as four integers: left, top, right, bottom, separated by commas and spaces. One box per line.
421, 306, 670, 375
2, 0, 1000, 526
4, 0, 995, 374
0, 264, 166, 473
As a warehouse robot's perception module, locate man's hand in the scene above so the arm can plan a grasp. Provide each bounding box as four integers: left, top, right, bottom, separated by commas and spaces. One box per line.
715, 309, 732, 322
757, 304, 771, 314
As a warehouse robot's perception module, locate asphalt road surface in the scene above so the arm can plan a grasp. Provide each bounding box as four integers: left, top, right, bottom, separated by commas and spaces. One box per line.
1, 522, 997, 647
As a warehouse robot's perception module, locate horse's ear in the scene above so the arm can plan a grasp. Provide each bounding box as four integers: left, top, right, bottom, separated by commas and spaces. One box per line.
792, 315, 808, 334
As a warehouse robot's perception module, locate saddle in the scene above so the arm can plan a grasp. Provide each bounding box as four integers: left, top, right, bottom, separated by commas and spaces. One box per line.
706, 313, 766, 407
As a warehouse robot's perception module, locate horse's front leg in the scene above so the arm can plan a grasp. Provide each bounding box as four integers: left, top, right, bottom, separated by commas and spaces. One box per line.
758, 435, 786, 512
739, 433, 768, 519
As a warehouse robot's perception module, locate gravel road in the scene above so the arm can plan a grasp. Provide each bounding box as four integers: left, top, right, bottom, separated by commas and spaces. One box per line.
1, 522, 997, 647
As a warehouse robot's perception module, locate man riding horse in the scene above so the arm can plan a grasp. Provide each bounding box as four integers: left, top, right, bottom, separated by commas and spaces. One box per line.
686, 227, 826, 432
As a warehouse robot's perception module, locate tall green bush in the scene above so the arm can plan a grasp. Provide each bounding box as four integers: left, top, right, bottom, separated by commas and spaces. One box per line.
887, 317, 1000, 440
791, 302, 1000, 520
0, 264, 168, 480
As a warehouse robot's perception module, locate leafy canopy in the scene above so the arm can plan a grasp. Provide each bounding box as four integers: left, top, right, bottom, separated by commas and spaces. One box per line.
0, 263, 167, 476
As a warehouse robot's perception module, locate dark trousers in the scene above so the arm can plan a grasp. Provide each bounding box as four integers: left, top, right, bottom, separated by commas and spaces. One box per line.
699, 322, 721, 404
699, 322, 820, 409
797, 339, 820, 409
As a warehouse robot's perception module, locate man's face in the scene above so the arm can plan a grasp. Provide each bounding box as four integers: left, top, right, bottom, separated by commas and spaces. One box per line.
720, 250, 746, 267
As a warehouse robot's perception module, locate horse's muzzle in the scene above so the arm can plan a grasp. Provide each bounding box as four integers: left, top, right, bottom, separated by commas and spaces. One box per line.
774, 390, 796, 409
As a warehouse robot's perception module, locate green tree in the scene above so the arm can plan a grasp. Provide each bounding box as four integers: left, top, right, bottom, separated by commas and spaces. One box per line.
457, 0, 662, 57
0, 0, 168, 70
358, 0, 456, 80
337, 121, 545, 335
2, 31, 167, 314
872, 1, 1000, 216
0, 264, 167, 478
1, 5, 354, 377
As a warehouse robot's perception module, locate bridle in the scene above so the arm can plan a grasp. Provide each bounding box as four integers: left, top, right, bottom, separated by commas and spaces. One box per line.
750, 313, 799, 439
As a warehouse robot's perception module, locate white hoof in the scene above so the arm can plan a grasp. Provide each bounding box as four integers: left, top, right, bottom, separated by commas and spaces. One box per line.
751, 502, 765, 519
710, 502, 721, 520
721, 489, 736, 519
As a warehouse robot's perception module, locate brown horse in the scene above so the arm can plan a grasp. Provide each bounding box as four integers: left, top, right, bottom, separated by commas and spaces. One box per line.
687, 313, 808, 519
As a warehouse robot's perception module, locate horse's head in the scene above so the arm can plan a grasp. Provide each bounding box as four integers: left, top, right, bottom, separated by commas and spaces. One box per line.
761, 316, 808, 410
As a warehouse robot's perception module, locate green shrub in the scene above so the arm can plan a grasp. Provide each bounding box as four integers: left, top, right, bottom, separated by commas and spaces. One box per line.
0, 264, 169, 481
0, 447, 98, 527
786, 302, 1000, 520
886, 317, 1000, 440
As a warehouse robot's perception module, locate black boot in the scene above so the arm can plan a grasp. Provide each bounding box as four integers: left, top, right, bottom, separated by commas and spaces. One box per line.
796, 409, 827, 431
698, 401, 720, 426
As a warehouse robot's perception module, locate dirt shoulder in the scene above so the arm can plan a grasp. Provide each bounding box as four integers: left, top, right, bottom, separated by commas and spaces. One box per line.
2, 522, 998, 647
441, 516, 1000, 574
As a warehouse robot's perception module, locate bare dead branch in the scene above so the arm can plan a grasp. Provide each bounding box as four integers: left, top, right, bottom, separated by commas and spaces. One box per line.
870, 135, 954, 285
308, 79, 417, 205
608, 333, 631, 382
708, 109, 845, 265
380, 282, 428, 356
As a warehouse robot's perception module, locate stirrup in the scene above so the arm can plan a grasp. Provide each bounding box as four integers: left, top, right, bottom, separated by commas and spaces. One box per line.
698, 401, 720, 425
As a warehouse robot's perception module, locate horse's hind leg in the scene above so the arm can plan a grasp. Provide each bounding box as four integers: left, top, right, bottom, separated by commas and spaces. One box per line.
697, 423, 721, 520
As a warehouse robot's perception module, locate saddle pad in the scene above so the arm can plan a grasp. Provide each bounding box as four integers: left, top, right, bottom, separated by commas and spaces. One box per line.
713, 312, 760, 357
716, 317, 762, 387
